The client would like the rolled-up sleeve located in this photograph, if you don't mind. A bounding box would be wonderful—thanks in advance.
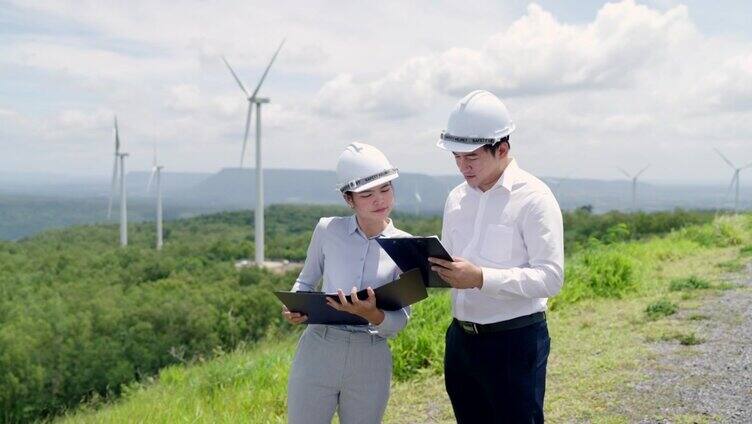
[479,194,564,299]
[291,218,326,292]
[371,306,410,338]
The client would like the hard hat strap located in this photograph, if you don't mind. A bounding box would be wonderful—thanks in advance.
[339,168,399,193]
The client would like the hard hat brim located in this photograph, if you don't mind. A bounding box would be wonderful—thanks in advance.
[347,172,399,193]
[436,138,489,153]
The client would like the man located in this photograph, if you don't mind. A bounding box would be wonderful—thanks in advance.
[428,90,564,423]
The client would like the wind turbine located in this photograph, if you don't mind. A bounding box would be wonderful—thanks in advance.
[222,39,285,266]
[551,173,572,201]
[414,182,422,215]
[617,165,649,211]
[147,142,164,250]
[107,117,129,247]
[714,148,752,213]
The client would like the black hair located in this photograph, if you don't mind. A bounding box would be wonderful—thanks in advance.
[481,136,510,156]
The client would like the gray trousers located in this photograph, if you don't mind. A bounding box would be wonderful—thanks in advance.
[287,325,392,424]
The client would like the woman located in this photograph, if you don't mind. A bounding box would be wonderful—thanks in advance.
[284,142,410,424]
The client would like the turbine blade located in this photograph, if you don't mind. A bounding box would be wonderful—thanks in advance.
[741,161,752,170]
[635,164,650,178]
[239,102,253,167]
[617,167,631,179]
[114,116,120,154]
[152,141,157,168]
[251,38,286,99]
[108,155,118,218]
[714,148,736,169]
[222,56,250,97]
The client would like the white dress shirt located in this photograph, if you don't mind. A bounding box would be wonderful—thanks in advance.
[291,215,411,338]
[441,158,564,324]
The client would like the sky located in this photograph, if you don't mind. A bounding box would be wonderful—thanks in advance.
[1,0,751,184]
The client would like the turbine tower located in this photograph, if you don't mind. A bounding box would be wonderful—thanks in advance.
[108,116,128,247]
[714,148,752,213]
[222,39,285,266]
[147,142,164,250]
[617,165,649,211]
[551,173,572,201]
[414,182,422,216]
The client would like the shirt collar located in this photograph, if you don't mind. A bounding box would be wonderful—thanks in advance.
[469,157,519,194]
[348,214,397,238]
[495,157,520,192]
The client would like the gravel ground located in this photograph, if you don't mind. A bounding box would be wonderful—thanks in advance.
[627,264,752,423]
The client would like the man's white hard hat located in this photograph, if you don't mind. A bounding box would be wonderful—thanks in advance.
[336,142,399,193]
[437,90,515,153]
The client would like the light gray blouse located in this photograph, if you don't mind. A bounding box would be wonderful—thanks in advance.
[291,215,411,338]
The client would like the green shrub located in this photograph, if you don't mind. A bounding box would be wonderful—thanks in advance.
[717,258,746,272]
[602,223,631,244]
[669,276,710,291]
[677,218,743,247]
[553,249,636,308]
[645,299,678,320]
[659,332,704,345]
[677,333,703,345]
[739,244,752,255]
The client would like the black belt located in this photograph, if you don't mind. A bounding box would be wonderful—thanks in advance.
[454,312,546,335]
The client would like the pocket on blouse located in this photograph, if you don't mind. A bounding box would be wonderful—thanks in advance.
[480,224,513,262]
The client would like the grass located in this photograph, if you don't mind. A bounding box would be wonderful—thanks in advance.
[57,338,298,423]
[56,215,752,423]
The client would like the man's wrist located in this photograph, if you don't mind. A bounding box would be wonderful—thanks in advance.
[475,267,484,289]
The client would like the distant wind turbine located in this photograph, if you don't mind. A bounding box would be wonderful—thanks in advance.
[222,39,285,266]
[617,165,649,211]
[551,173,572,201]
[714,148,752,213]
[414,182,422,215]
[147,142,164,250]
[107,116,128,247]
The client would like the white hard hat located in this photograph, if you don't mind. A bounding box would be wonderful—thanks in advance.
[437,90,515,153]
[336,142,399,193]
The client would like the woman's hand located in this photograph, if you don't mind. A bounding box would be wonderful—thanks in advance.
[326,286,385,325]
[282,306,308,325]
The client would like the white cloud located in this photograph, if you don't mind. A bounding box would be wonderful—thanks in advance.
[700,53,752,111]
[3,0,752,183]
[56,108,113,131]
[5,40,190,84]
[164,84,202,112]
[313,1,702,119]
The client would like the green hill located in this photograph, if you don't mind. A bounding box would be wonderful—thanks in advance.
[55,213,751,423]
[0,205,732,422]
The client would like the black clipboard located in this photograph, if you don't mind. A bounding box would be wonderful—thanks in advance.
[275,268,428,325]
[376,236,452,288]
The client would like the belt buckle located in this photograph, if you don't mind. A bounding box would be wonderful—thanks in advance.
[460,321,478,334]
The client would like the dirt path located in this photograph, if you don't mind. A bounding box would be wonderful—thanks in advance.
[623,265,752,423]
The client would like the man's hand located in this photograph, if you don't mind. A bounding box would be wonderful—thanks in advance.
[326,286,385,325]
[282,306,308,324]
[428,256,484,289]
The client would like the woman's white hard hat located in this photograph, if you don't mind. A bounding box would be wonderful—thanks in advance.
[336,142,399,193]
[437,90,515,153]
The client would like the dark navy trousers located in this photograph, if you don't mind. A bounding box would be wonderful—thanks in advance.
[444,319,551,423]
